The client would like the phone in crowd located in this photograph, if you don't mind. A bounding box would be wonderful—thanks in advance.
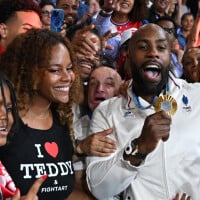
[50,9,64,32]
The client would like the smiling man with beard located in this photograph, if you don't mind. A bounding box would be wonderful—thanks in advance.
[128,25,170,98]
[56,0,79,28]
[86,23,200,200]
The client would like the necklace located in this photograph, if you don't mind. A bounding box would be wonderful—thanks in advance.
[132,83,169,110]
[133,93,157,110]
[28,109,50,120]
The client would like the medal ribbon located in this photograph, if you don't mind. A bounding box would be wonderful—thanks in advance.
[132,83,169,110]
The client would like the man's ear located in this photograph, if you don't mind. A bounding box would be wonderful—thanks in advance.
[0,23,8,38]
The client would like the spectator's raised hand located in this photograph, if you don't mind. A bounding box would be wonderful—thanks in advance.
[72,24,98,57]
[76,128,116,157]
[59,21,67,38]
[101,29,119,51]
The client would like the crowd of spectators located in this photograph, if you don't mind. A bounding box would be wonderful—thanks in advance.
[0,0,200,199]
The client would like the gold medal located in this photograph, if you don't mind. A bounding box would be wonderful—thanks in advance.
[154,94,177,116]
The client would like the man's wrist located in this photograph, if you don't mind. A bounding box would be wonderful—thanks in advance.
[123,153,143,166]
[123,139,147,166]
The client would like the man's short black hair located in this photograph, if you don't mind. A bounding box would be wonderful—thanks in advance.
[155,16,178,38]
[39,0,55,9]
[0,0,41,23]
[99,54,116,69]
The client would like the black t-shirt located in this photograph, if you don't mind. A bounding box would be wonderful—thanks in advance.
[0,116,75,200]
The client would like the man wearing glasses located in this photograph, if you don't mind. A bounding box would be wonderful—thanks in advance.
[39,0,55,30]
[156,16,184,78]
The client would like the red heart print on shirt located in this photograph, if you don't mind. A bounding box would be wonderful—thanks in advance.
[44,142,58,158]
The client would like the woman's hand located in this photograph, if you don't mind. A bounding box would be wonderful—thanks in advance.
[12,175,48,200]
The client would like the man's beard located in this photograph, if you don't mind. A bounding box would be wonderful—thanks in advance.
[131,64,170,96]
[66,17,77,28]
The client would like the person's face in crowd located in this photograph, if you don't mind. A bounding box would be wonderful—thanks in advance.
[0,84,14,146]
[89,0,100,13]
[117,0,135,15]
[77,31,101,82]
[153,0,169,13]
[156,20,176,48]
[127,24,171,96]
[41,5,54,29]
[167,1,176,15]
[38,43,75,104]
[181,14,194,32]
[56,0,79,27]
[0,11,41,48]
[88,67,122,111]
[183,47,200,83]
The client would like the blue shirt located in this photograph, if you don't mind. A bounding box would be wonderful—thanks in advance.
[177,27,186,50]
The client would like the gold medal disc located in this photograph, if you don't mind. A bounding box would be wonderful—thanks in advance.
[154,94,177,116]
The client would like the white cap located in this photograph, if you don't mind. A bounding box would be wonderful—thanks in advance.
[120,28,137,46]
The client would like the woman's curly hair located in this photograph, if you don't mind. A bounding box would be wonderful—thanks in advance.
[0,28,83,148]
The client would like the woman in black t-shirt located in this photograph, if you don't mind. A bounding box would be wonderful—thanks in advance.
[0,29,83,200]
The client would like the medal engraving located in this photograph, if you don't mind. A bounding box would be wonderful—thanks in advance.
[154,95,177,116]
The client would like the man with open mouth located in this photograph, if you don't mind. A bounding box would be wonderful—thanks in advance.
[86,23,199,200]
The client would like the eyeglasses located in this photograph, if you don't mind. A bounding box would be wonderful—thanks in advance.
[41,10,51,16]
[161,27,176,35]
